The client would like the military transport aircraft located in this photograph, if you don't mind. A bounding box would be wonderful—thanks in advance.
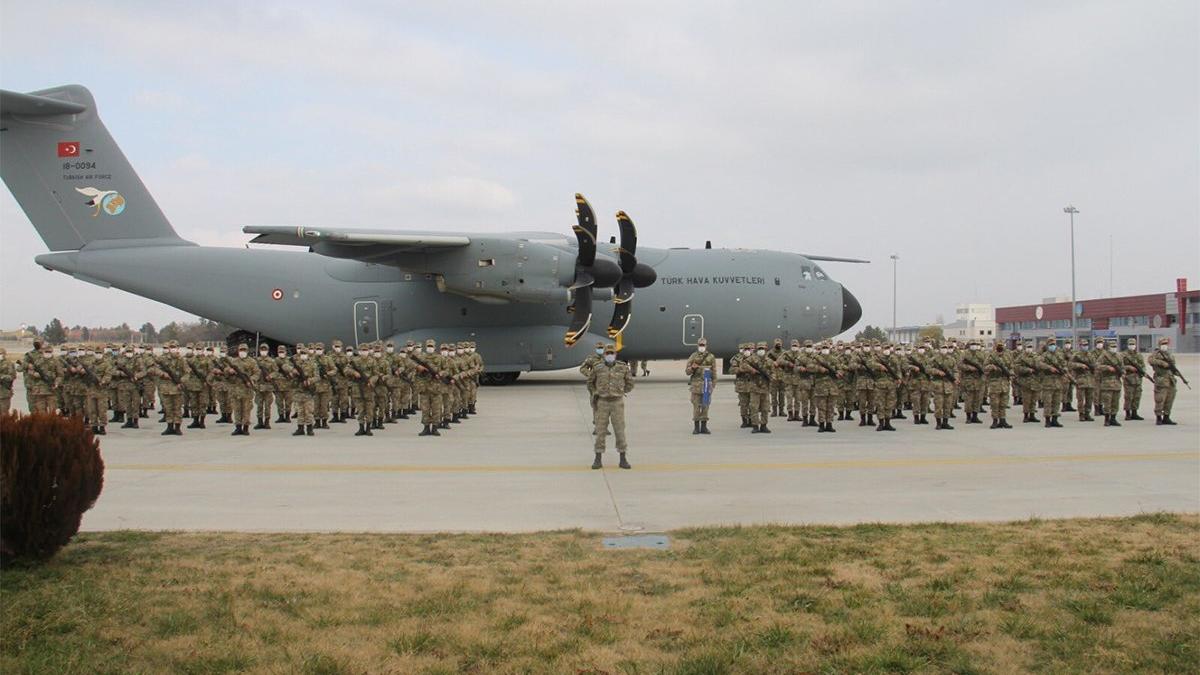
[1,85,864,383]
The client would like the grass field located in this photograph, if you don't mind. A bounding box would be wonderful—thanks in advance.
[2,515,1197,674]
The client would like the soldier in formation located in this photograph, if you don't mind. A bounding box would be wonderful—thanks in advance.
[5,336,484,438]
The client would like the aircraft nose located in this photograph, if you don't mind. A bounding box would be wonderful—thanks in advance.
[840,285,862,332]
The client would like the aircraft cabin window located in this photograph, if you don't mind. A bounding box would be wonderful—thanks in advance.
[477,258,495,267]
[774,277,781,286]
[801,266,813,280]
[813,266,827,280]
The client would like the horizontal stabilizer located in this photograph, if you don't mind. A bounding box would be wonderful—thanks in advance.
[0,89,87,117]
[244,225,470,250]
[802,254,870,263]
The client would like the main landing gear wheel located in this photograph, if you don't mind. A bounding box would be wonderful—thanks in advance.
[481,372,520,386]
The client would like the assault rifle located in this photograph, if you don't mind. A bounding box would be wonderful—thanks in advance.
[740,357,772,381]
[222,357,255,388]
[114,358,143,384]
[26,353,57,385]
[1165,361,1191,389]
[410,352,452,385]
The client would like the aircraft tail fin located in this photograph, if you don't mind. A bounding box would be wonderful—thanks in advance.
[1,85,188,251]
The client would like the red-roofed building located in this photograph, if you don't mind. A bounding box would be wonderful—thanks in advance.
[996,283,1199,352]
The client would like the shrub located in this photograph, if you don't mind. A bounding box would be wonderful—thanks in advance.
[1,412,104,564]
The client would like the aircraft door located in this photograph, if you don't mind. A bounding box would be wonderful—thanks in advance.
[683,314,704,345]
[354,299,379,347]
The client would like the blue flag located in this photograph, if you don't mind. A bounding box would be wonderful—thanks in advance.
[701,368,713,406]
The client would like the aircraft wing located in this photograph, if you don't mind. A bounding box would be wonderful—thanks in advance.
[801,254,870,263]
[243,226,470,252]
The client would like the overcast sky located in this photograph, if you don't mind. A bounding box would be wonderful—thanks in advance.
[2,1,1197,334]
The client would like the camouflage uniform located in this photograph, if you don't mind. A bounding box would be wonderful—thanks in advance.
[927,347,958,430]
[1093,340,1124,427]
[905,345,932,424]
[811,344,840,432]
[852,345,876,425]
[330,340,352,422]
[795,341,817,426]
[384,343,409,422]
[958,343,987,424]
[1068,340,1096,422]
[0,348,15,413]
[580,342,605,430]
[1037,343,1068,426]
[768,340,786,417]
[1147,339,1179,424]
[684,337,717,433]
[20,345,59,414]
[182,345,210,429]
[1120,341,1146,421]
[1013,344,1041,423]
[870,346,901,431]
[253,345,279,429]
[730,344,751,428]
[983,344,1013,428]
[152,342,188,434]
[135,346,157,416]
[342,347,375,436]
[312,343,334,428]
[273,345,294,423]
[81,349,114,434]
[466,341,484,414]
[412,339,446,435]
[372,343,392,428]
[223,343,260,435]
[112,348,145,427]
[285,344,318,435]
[740,341,772,433]
[588,345,634,468]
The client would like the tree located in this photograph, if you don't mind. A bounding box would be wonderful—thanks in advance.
[854,325,889,342]
[918,325,944,343]
[159,322,181,343]
[79,327,91,342]
[42,318,66,345]
[139,323,157,342]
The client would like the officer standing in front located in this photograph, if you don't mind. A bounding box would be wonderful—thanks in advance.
[685,337,717,434]
[589,344,634,470]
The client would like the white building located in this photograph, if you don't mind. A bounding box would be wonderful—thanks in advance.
[942,303,996,341]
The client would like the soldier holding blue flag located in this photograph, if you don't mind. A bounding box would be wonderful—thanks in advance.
[686,337,718,435]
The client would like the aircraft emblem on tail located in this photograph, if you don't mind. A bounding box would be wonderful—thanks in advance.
[75,186,126,217]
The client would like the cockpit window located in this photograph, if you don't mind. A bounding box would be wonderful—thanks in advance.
[813,265,828,280]
[801,266,813,281]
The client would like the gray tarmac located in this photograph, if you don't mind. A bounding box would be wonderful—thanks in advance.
[10,355,1199,533]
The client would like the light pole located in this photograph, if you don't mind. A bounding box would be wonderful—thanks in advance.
[890,254,899,342]
[1063,205,1079,346]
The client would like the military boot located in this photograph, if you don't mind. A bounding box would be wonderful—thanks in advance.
[859,414,869,427]
[693,421,701,435]
[1131,410,1144,421]
[883,418,896,431]
[825,422,836,433]
[217,412,231,424]
[254,417,266,430]
[893,409,906,420]
[751,424,762,433]
[356,422,368,436]
[158,412,167,423]
[161,424,173,436]
[171,423,183,436]
[740,417,751,428]
[1052,416,1063,427]
[618,453,632,469]
[990,418,999,429]
[591,453,603,469]
[188,416,202,429]
[292,425,305,436]
[1108,415,1121,427]
[1062,402,1075,412]
[817,421,829,433]
[700,421,711,434]
[121,417,136,429]
[943,418,955,430]
[759,423,771,434]
[306,425,315,436]
[468,404,477,414]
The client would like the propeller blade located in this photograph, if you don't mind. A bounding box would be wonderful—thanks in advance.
[573,193,597,267]
[614,210,637,273]
[613,277,634,304]
[564,287,592,346]
[608,299,632,339]
[568,271,595,290]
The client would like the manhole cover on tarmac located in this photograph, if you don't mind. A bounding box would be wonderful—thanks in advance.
[602,534,670,550]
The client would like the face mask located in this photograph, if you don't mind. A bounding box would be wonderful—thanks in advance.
[1159,345,1169,352]
[604,354,616,364]
[883,349,891,355]
[259,351,268,357]
[1048,345,1057,352]
[426,347,435,354]
[236,351,246,358]
[69,351,79,357]
[43,352,54,358]
[300,354,309,360]
[699,346,707,353]
[790,346,799,352]
[970,346,979,351]
[742,350,751,356]
[1016,346,1023,351]
[1097,344,1106,350]
[386,348,394,353]
[1127,344,1136,351]
[756,349,766,356]
[440,351,449,357]
[278,352,287,358]
[821,349,831,355]
[334,347,342,353]
[917,349,925,354]
[595,348,604,355]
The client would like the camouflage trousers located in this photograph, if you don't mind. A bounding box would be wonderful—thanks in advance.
[856,386,875,416]
[1075,386,1095,418]
[737,392,750,421]
[141,381,156,410]
[1041,385,1063,418]
[372,386,388,422]
[184,387,208,417]
[28,390,57,414]
[748,391,769,426]
[813,381,837,423]
[930,382,956,419]
[987,386,1010,420]
[796,383,814,417]
[333,382,350,414]
[910,381,930,414]
[314,389,331,421]
[275,388,293,419]
[255,388,275,422]
[960,379,984,414]
[0,391,10,414]
[420,385,442,425]
[1154,383,1176,415]
[1122,382,1142,413]
[293,391,316,426]
[1098,387,1120,415]
[1019,381,1039,416]
[116,385,140,416]
[770,381,785,412]
[351,386,374,424]
[228,387,254,426]
[160,392,183,424]
[873,384,897,419]
[387,385,404,417]
[85,389,108,427]
[690,392,711,421]
[594,396,628,453]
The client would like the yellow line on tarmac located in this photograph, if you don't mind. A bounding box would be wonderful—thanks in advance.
[106,451,1195,475]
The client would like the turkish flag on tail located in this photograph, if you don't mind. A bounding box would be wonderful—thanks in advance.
[57,141,80,157]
